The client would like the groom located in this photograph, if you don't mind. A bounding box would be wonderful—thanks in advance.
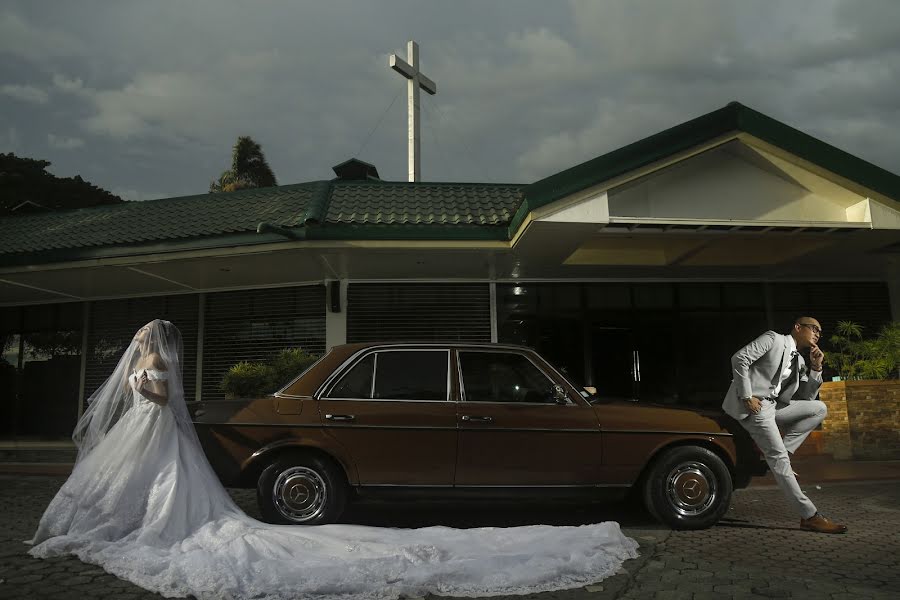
[722,317,847,534]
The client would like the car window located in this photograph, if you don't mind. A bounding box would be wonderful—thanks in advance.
[459,351,557,404]
[328,354,375,399]
[373,350,448,401]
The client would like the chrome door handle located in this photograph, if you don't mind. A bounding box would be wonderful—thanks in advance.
[461,415,493,423]
[325,414,355,421]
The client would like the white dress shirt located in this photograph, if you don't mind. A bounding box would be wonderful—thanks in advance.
[771,335,798,397]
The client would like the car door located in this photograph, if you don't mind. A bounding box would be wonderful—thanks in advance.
[317,348,457,486]
[454,349,603,486]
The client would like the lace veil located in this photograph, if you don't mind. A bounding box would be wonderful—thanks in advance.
[72,319,190,462]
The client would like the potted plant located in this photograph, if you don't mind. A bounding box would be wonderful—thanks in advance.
[819,320,899,460]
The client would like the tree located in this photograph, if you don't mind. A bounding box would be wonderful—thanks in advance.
[209,136,278,193]
[0,153,123,216]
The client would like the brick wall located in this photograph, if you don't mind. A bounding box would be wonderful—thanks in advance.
[819,381,900,460]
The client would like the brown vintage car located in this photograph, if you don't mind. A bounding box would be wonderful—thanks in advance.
[191,342,766,530]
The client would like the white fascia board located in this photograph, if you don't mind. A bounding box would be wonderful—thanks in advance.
[868,199,900,230]
[605,216,871,230]
[536,191,609,224]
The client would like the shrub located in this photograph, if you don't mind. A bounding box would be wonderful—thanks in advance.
[221,361,277,398]
[825,320,900,380]
[221,348,321,399]
[271,348,320,385]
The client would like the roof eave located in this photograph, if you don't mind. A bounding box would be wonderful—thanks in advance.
[0,224,511,270]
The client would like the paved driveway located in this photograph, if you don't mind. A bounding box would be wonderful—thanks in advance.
[1,476,897,599]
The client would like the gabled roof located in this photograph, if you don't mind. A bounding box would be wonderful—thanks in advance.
[513,101,900,236]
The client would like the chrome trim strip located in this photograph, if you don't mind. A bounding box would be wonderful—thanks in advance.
[356,483,631,489]
[321,425,458,431]
[370,351,378,398]
[453,400,582,407]
[453,484,630,489]
[459,427,600,433]
[320,397,453,404]
[456,348,466,403]
[319,348,451,402]
[602,429,733,436]
[357,484,454,488]
[193,422,321,428]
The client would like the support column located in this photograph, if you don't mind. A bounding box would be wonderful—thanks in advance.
[887,265,900,322]
[326,279,348,350]
[489,282,498,343]
[195,293,206,403]
[77,302,90,418]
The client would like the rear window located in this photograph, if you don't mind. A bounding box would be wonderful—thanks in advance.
[373,351,448,401]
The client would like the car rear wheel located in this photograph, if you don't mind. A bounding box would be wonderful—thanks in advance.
[257,453,347,525]
[642,446,732,530]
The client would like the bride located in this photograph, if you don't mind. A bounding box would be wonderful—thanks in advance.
[27,319,639,600]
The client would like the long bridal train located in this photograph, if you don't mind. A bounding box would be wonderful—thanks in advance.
[27,320,639,600]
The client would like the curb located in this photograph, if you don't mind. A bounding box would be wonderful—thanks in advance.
[0,463,74,476]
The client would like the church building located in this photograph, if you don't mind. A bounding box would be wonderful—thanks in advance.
[2,102,899,444]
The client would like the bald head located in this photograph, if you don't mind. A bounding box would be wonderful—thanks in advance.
[791,316,822,349]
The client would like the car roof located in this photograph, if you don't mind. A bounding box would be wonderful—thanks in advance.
[331,341,537,352]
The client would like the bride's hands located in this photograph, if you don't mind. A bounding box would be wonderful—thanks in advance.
[138,370,149,392]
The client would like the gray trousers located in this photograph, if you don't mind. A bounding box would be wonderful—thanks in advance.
[738,398,827,519]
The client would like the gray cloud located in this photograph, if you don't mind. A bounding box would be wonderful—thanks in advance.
[0,0,897,200]
[47,133,84,150]
[0,83,48,104]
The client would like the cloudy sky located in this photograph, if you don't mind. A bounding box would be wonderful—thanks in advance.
[1,0,899,201]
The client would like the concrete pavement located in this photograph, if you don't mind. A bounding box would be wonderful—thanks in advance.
[1,475,898,599]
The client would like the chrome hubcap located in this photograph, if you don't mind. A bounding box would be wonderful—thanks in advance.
[665,461,716,516]
[273,466,327,523]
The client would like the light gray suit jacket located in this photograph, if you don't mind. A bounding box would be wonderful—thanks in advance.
[722,330,823,420]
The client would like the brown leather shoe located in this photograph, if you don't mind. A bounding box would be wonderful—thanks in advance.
[800,512,848,534]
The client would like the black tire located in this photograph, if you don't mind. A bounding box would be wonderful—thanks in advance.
[257,453,347,525]
[642,446,732,530]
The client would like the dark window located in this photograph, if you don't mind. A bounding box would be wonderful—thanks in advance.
[459,351,556,404]
[329,354,375,399]
[373,351,448,401]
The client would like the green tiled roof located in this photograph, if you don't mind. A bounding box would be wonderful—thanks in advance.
[0,180,525,265]
[0,182,327,254]
[326,182,522,226]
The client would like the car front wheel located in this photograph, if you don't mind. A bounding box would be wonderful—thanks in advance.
[257,453,347,525]
[642,446,732,530]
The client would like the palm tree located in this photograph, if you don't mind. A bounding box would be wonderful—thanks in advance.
[209,136,278,193]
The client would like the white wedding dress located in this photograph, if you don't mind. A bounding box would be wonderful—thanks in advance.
[28,321,639,600]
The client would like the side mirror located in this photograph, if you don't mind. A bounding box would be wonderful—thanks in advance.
[552,384,568,405]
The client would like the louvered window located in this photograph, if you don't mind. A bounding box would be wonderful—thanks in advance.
[772,282,892,336]
[202,285,325,401]
[347,283,491,343]
[84,295,199,405]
